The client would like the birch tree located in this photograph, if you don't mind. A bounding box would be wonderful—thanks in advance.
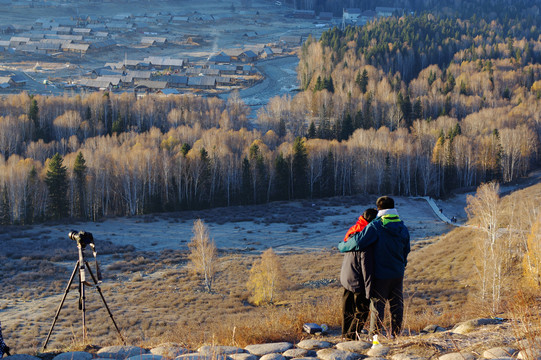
[188,219,218,292]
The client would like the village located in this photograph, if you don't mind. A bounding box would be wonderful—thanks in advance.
[0,0,404,96]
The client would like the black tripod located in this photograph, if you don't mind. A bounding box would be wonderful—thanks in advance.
[43,233,125,350]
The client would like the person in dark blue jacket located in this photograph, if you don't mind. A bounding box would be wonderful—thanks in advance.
[338,196,410,337]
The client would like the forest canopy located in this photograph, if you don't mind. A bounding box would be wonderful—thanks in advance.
[1,8,541,224]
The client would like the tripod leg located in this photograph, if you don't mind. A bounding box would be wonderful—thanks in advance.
[81,271,87,343]
[85,262,126,344]
[42,261,79,351]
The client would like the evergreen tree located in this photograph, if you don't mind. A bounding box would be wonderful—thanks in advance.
[45,153,69,219]
[0,185,10,225]
[25,166,37,224]
[413,98,423,120]
[292,137,308,199]
[242,157,252,204]
[358,69,368,93]
[341,113,354,140]
[321,150,335,197]
[274,153,289,200]
[308,121,317,138]
[181,143,191,157]
[73,152,87,219]
[28,96,41,141]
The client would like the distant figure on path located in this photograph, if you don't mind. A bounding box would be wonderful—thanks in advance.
[339,208,378,340]
[339,196,410,337]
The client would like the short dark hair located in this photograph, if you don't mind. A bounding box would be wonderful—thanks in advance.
[362,208,378,222]
[376,196,394,210]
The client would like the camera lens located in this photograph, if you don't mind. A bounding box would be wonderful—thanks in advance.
[68,230,78,241]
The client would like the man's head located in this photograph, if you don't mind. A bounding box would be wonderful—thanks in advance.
[376,196,394,210]
[362,208,378,222]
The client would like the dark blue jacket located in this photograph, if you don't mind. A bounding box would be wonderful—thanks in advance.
[338,214,410,279]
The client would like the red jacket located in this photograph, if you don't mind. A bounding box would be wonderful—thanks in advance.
[344,215,369,241]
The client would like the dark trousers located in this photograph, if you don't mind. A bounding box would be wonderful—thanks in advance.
[369,277,404,337]
[342,288,370,339]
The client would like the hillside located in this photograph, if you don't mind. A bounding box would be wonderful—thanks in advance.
[1,179,540,354]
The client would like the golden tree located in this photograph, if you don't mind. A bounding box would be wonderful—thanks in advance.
[188,219,217,292]
[523,218,541,289]
[246,248,287,305]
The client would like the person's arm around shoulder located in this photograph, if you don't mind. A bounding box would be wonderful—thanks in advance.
[338,221,379,253]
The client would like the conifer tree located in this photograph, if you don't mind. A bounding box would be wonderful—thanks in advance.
[73,152,87,219]
[274,152,289,200]
[45,153,68,219]
[292,137,308,199]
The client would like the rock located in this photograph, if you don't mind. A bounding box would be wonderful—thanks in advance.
[282,349,316,358]
[175,354,229,360]
[260,354,286,360]
[53,352,93,360]
[151,344,192,358]
[518,349,541,360]
[198,346,246,355]
[4,355,41,360]
[482,347,518,359]
[438,352,476,360]
[245,343,293,356]
[391,354,427,360]
[517,338,541,350]
[228,354,258,360]
[367,345,390,357]
[316,348,363,360]
[98,346,150,360]
[335,341,372,352]
[421,325,445,334]
[296,340,333,350]
[452,319,502,334]
[126,355,163,360]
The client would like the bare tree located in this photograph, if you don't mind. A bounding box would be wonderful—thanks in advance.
[188,219,218,292]
[466,182,509,313]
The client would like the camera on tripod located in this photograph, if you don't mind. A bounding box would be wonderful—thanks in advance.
[42,229,125,350]
[68,230,94,249]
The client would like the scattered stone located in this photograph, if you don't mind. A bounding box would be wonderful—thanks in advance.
[228,354,258,360]
[367,345,390,357]
[260,354,286,360]
[5,355,41,360]
[421,325,445,334]
[482,347,518,359]
[282,349,315,358]
[452,319,502,334]
[517,349,541,360]
[151,344,192,358]
[126,355,163,360]
[438,352,476,360]
[53,352,93,360]
[198,346,246,355]
[391,353,427,360]
[98,346,150,360]
[245,343,293,356]
[316,348,363,360]
[296,340,333,350]
[365,358,387,360]
[517,338,541,350]
[175,354,229,360]
[335,341,371,352]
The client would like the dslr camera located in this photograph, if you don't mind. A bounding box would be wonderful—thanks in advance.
[68,230,94,248]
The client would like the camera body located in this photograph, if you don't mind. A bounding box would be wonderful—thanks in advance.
[68,230,94,248]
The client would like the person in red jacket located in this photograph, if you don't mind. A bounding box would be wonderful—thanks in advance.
[340,208,378,340]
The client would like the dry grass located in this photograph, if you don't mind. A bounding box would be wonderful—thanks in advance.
[2,186,540,354]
